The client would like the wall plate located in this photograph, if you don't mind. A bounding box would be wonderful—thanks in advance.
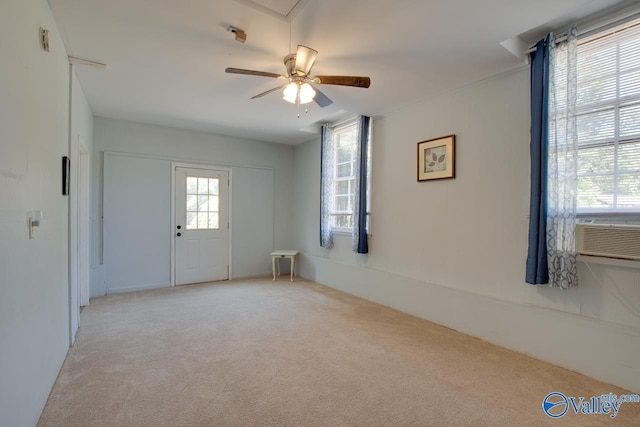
[40,27,50,52]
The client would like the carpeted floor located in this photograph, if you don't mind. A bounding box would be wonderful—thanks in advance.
[38,278,640,426]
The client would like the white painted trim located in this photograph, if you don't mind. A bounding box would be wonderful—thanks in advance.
[104,150,273,172]
[78,142,90,307]
[299,253,640,393]
[68,56,107,70]
[577,254,640,269]
[105,282,171,294]
[228,169,233,280]
[231,0,312,22]
[170,164,176,286]
[67,63,74,347]
[271,170,276,255]
[232,272,273,280]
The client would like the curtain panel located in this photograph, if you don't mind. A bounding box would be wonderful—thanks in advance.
[526,36,551,285]
[320,124,335,249]
[352,116,371,254]
[526,27,579,289]
[547,26,579,289]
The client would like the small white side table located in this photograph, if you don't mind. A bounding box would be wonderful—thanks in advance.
[271,250,299,282]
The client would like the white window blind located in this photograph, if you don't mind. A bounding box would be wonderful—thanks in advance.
[576,18,640,212]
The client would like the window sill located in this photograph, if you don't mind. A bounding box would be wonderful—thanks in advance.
[332,230,373,238]
[578,214,640,222]
[577,254,640,269]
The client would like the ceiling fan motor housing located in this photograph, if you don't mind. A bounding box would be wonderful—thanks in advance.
[284,54,297,77]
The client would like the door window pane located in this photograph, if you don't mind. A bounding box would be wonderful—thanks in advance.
[209,178,219,195]
[185,175,221,230]
[186,212,197,230]
[198,195,209,212]
[186,177,197,193]
[209,213,219,229]
[209,195,219,211]
[198,177,208,193]
[198,212,208,228]
[186,195,197,211]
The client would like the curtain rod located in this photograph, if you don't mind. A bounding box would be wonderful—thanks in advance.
[525,8,640,54]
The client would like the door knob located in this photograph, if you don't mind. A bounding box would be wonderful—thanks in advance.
[177,232,182,237]
[177,225,182,229]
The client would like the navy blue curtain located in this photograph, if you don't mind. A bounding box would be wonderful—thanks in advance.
[355,116,370,254]
[526,36,550,285]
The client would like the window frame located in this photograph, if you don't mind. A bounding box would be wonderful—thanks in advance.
[325,116,372,234]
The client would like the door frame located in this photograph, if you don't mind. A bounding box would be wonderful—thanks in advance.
[170,162,233,286]
[78,142,90,307]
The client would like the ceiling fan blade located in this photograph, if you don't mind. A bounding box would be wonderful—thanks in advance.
[250,84,288,99]
[225,68,283,79]
[294,45,318,75]
[314,75,371,88]
[311,85,333,107]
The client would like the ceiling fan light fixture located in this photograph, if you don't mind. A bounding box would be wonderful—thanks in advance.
[283,82,298,103]
[299,82,316,104]
[282,82,316,104]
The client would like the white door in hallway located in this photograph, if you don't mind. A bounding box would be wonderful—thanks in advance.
[175,167,229,285]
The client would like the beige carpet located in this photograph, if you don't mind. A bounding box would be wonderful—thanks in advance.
[38,278,640,426]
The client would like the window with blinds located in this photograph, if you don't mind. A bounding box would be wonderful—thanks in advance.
[576,17,640,213]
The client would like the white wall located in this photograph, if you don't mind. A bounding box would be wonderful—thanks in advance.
[293,67,640,393]
[0,1,76,426]
[103,154,172,293]
[91,117,293,296]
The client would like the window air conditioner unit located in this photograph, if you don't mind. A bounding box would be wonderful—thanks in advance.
[575,223,640,260]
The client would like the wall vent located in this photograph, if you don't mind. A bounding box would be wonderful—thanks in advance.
[575,223,640,260]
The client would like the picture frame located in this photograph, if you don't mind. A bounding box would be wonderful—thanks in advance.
[62,156,70,195]
[417,135,455,181]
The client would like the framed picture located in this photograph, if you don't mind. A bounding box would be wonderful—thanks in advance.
[62,156,70,195]
[417,135,455,181]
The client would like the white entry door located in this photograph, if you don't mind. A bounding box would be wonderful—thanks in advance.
[175,167,229,285]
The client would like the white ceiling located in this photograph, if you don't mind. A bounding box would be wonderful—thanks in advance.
[49,0,634,144]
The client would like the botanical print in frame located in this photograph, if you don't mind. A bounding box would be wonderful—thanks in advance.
[417,135,455,181]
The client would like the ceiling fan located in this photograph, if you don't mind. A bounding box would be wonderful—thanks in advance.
[225,45,371,108]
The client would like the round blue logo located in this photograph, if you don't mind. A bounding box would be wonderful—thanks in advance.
[543,392,569,418]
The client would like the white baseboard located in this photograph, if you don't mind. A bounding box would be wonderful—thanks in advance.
[299,253,640,394]
[105,282,171,294]
[231,271,272,280]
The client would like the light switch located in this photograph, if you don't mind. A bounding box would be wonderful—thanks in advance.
[27,210,43,239]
